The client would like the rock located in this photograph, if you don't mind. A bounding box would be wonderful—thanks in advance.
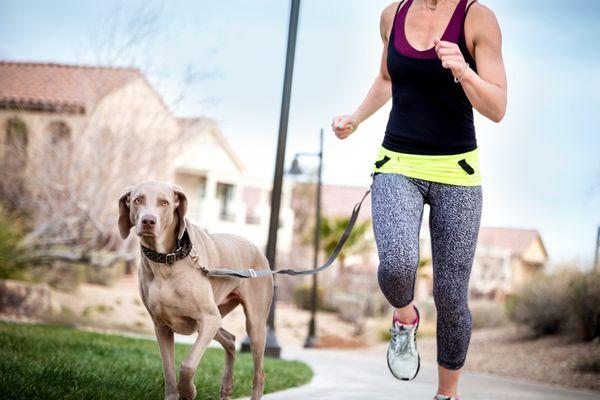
[0,279,52,317]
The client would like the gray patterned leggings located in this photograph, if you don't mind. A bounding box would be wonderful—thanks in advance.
[371,172,482,370]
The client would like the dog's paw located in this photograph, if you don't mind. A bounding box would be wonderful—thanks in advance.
[178,367,197,400]
[178,381,196,400]
[219,384,233,400]
[165,393,179,400]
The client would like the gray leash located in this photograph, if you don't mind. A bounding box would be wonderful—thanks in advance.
[189,175,374,279]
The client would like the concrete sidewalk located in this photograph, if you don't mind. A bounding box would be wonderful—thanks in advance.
[239,345,600,400]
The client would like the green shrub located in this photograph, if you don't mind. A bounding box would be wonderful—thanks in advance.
[510,274,571,336]
[82,304,115,317]
[85,263,121,286]
[292,283,335,312]
[574,355,600,373]
[377,318,436,342]
[41,262,86,291]
[503,293,517,319]
[470,300,508,330]
[361,290,392,318]
[0,206,28,280]
[509,269,600,339]
[0,205,125,290]
[569,271,600,340]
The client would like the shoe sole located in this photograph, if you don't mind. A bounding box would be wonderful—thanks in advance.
[386,305,421,381]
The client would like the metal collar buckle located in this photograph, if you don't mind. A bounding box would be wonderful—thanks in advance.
[165,253,176,265]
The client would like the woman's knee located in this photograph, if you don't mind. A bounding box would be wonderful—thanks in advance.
[377,255,418,307]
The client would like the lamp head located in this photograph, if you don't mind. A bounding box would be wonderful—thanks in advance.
[288,157,303,175]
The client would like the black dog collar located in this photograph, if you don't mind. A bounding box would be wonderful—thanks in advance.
[141,228,192,265]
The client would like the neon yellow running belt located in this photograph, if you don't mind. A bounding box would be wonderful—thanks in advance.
[372,145,482,186]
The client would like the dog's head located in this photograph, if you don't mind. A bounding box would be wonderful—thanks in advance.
[118,180,188,241]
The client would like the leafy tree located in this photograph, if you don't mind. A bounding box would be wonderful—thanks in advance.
[317,216,373,272]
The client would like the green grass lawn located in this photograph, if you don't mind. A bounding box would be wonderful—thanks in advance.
[0,321,312,399]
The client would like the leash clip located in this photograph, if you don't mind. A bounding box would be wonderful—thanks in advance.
[248,268,258,278]
[188,245,209,274]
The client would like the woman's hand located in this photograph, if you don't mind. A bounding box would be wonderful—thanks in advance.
[433,3,507,123]
[434,39,469,81]
[331,114,359,139]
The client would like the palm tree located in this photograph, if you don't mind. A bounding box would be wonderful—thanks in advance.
[314,215,373,273]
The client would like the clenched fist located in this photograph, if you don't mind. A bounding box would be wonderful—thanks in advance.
[434,39,470,81]
[331,114,359,139]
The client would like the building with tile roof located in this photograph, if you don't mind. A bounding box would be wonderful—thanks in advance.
[471,227,548,298]
[0,60,295,262]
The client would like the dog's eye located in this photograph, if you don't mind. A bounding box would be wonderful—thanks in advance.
[162,200,169,207]
[134,198,142,204]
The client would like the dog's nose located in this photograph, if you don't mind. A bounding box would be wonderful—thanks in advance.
[141,215,156,227]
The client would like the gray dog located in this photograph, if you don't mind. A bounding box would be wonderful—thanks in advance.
[118,180,274,400]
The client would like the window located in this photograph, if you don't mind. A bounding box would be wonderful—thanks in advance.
[246,212,260,225]
[197,176,207,199]
[4,118,28,166]
[48,121,71,145]
[217,182,236,221]
[243,187,261,225]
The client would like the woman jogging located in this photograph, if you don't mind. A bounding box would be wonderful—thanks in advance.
[331,0,506,399]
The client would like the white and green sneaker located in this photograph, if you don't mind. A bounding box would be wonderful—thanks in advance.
[434,395,460,400]
[386,306,420,381]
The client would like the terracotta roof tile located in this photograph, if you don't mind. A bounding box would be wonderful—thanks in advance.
[293,183,372,222]
[477,227,543,256]
[322,184,372,221]
[0,61,141,113]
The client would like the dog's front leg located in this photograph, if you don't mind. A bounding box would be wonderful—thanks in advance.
[178,312,222,400]
[154,323,179,400]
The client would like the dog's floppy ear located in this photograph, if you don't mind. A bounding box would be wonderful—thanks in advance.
[118,186,134,239]
[172,184,188,240]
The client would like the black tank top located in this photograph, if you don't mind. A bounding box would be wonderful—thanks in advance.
[384,0,478,155]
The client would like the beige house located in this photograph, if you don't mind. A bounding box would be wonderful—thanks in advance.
[0,61,181,230]
[413,218,547,301]
[470,227,548,299]
[0,60,294,260]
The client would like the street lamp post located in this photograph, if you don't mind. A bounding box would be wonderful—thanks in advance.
[594,226,600,271]
[240,0,301,358]
[289,128,324,348]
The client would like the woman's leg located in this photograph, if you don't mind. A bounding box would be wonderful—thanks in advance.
[371,173,427,318]
[428,182,482,397]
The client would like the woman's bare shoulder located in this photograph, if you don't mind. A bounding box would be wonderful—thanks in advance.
[465,1,502,44]
[466,2,500,32]
[380,2,402,41]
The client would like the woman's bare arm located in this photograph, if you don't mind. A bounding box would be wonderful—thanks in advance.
[460,3,507,122]
[352,4,395,122]
[435,3,507,122]
[331,2,397,139]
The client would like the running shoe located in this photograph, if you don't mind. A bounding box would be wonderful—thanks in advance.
[434,396,459,400]
[386,305,420,380]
